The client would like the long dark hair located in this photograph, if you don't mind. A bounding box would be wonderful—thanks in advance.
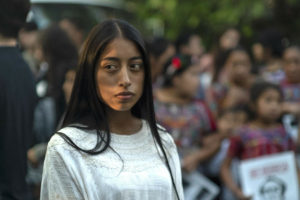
[58,19,180,199]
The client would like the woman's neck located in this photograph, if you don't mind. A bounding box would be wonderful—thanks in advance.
[106,108,142,135]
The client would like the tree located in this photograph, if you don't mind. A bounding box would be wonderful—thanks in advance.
[126,0,300,48]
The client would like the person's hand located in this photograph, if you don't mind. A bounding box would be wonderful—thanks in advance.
[282,102,300,116]
[223,86,249,108]
[27,148,39,167]
[202,134,221,146]
[182,153,200,173]
[236,190,252,200]
[238,195,252,200]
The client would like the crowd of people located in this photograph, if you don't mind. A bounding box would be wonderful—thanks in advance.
[1,0,300,199]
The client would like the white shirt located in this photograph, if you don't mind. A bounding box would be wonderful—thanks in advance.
[40,120,184,200]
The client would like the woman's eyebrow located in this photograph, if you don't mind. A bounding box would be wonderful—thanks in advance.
[102,56,143,61]
[102,57,119,61]
[130,56,143,61]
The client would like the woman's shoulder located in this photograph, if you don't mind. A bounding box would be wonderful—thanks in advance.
[156,123,177,149]
[47,126,96,151]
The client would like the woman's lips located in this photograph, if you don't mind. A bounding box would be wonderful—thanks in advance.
[116,91,134,100]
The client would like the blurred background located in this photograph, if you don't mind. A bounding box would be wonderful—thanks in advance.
[29,0,300,45]
[14,0,300,199]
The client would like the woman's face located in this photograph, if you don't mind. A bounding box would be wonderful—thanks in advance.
[96,38,145,112]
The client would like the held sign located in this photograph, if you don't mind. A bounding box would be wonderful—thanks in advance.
[239,151,299,200]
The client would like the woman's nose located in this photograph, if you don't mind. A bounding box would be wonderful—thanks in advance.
[119,67,131,87]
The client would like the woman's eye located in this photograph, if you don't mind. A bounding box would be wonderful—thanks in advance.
[130,63,143,71]
[104,65,117,71]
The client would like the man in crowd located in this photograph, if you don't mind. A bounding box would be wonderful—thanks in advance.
[0,0,37,199]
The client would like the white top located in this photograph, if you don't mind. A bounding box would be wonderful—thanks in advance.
[40,120,184,200]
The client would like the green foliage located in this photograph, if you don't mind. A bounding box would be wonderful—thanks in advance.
[127,0,300,48]
[127,0,269,46]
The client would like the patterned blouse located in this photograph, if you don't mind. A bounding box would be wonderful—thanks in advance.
[154,99,216,158]
[228,125,295,160]
[280,79,300,102]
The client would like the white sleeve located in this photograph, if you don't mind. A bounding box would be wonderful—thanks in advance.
[40,140,84,200]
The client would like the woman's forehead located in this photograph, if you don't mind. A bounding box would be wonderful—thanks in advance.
[100,38,141,59]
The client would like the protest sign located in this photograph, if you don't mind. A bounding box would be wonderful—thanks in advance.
[239,151,299,200]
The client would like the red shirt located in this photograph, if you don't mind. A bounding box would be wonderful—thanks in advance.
[228,125,295,160]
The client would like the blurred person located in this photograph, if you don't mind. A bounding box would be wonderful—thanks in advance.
[154,54,217,185]
[26,25,78,199]
[219,28,240,51]
[33,24,78,125]
[214,28,241,81]
[251,42,264,74]
[0,0,37,199]
[203,105,249,177]
[195,53,215,102]
[27,67,77,200]
[40,19,183,200]
[202,105,249,199]
[281,46,300,116]
[18,21,39,74]
[209,47,255,115]
[63,68,77,104]
[175,31,204,61]
[280,46,300,146]
[257,29,286,84]
[59,16,86,51]
[221,81,295,200]
[146,37,175,86]
[198,53,214,89]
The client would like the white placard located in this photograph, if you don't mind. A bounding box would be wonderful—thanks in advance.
[182,171,219,200]
[239,151,299,200]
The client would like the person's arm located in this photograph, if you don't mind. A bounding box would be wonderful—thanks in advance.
[182,139,221,172]
[221,156,251,200]
[40,139,83,200]
[28,143,48,167]
[282,102,300,117]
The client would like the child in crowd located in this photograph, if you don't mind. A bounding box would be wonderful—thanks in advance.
[154,54,217,174]
[203,105,249,178]
[280,46,300,139]
[257,29,285,84]
[221,81,295,200]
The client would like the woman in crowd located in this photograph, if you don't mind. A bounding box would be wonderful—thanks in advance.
[40,19,183,200]
[208,47,255,116]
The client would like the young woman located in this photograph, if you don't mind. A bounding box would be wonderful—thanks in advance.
[208,47,255,115]
[40,19,183,200]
